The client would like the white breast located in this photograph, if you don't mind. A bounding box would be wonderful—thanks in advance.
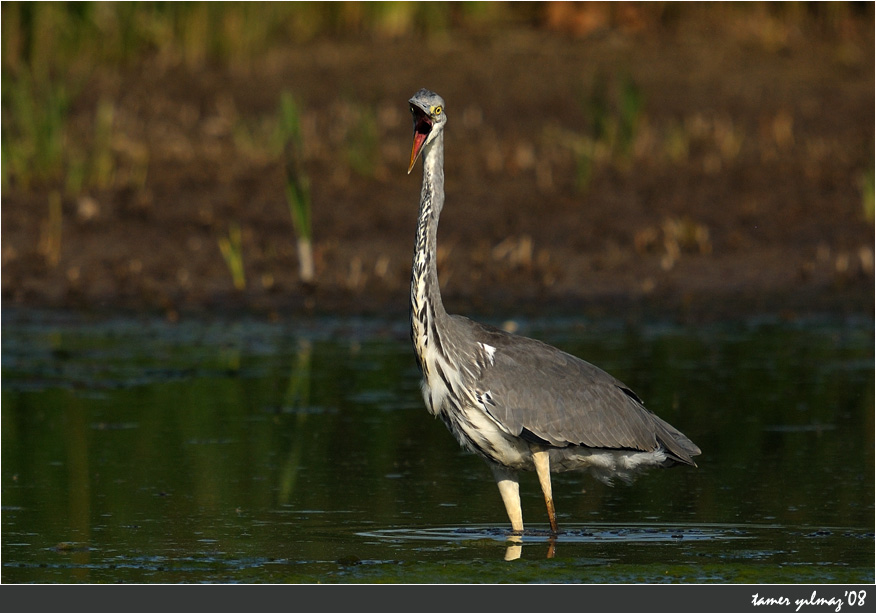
[421,350,531,469]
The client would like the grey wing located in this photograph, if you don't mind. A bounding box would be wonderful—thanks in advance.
[460,318,701,465]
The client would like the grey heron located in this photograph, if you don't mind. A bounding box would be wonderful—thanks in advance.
[406,88,701,534]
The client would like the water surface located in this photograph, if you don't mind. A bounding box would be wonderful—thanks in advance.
[2,309,873,583]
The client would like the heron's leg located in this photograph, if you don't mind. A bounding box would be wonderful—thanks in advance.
[531,447,558,534]
[490,465,523,533]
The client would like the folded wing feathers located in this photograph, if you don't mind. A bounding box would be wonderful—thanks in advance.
[462,318,700,465]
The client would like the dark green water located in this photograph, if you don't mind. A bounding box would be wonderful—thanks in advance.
[2,309,873,583]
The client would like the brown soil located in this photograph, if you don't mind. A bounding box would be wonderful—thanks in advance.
[3,12,874,324]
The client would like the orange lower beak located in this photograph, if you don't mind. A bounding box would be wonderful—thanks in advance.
[408,107,433,174]
[408,130,428,174]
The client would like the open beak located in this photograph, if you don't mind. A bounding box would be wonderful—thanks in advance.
[408,106,432,174]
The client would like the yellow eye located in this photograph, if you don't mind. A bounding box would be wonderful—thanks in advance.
[434,106,443,116]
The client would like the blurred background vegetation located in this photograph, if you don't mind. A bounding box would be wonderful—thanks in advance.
[1,1,537,191]
[1,2,872,317]
[2,1,867,191]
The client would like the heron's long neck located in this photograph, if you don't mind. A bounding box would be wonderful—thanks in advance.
[411,133,450,371]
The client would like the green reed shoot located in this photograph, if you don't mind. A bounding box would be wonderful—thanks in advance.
[217,222,246,291]
[278,91,315,284]
[345,105,380,178]
[38,190,63,267]
[2,69,120,196]
[617,74,644,157]
[90,98,116,189]
[1,71,71,188]
[575,71,644,191]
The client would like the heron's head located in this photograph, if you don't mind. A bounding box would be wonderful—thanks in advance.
[407,89,446,174]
